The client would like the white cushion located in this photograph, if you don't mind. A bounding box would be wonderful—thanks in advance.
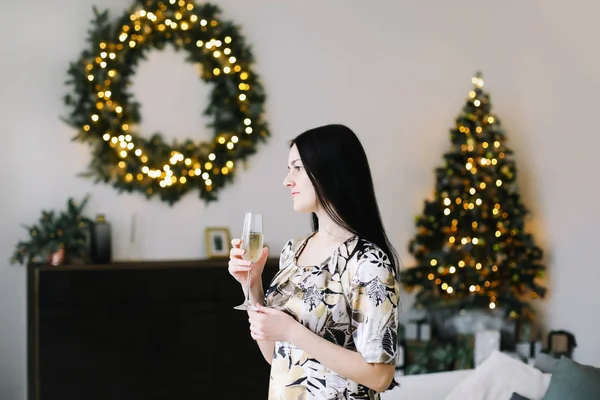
[444,351,552,400]
[382,369,472,400]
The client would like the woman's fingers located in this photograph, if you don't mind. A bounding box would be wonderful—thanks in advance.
[229,258,251,267]
[229,265,251,273]
[230,248,246,257]
[249,324,263,337]
[250,328,265,341]
[248,313,266,341]
[228,258,251,270]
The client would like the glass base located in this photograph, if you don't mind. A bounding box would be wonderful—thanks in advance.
[233,301,258,311]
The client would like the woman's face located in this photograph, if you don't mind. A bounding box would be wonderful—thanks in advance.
[283,144,317,213]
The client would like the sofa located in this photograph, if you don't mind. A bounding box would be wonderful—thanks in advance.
[382,351,600,400]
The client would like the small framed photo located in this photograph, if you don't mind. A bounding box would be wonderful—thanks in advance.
[205,227,231,258]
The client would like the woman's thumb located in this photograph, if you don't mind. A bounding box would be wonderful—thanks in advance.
[256,303,272,314]
[260,247,269,260]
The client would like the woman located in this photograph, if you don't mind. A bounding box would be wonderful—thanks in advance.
[228,124,400,399]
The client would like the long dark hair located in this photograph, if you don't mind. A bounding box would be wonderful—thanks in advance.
[290,124,400,278]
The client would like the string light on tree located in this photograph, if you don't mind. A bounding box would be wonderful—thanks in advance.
[401,72,546,321]
[63,0,270,205]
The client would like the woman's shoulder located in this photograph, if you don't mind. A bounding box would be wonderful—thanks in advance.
[278,232,314,266]
[347,238,395,274]
[281,232,313,254]
[348,237,387,260]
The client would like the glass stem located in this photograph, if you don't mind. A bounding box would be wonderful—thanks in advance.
[246,267,252,303]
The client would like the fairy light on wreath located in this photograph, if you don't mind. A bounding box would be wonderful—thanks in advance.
[63,0,270,205]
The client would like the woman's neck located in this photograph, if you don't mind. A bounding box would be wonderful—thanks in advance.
[314,209,353,244]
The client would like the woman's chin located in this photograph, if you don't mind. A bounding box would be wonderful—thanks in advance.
[292,201,314,214]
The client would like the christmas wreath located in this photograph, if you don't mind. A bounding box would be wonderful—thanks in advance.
[63,0,270,205]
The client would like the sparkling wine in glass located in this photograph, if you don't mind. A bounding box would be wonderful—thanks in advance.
[233,213,263,311]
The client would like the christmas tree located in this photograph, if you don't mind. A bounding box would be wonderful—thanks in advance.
[401,73,546,320]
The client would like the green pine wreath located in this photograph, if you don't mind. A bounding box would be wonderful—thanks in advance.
[63,0,270,205]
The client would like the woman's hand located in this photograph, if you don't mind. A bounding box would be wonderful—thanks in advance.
[248,304,301,342]
[227,238,268,291]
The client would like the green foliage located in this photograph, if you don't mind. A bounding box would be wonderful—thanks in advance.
[405,336,474,375]
[11,196,92,265]
[63,1,270,205]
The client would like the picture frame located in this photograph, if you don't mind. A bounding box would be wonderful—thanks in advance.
[205,227,231,259]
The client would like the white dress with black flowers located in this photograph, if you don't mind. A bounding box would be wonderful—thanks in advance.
[264,233,400,400]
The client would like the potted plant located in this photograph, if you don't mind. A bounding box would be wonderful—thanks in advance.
[11,195,92,266]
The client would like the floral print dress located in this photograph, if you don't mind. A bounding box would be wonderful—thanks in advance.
[264,233,400,400]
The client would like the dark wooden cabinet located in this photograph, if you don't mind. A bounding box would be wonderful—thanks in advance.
[27,259,279,400]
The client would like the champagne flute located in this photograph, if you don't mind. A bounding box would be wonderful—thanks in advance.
[233,212,263,311]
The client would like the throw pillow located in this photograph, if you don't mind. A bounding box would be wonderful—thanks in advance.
[533,352,559,374]
[541,357,600,400]
[444,351,551,400]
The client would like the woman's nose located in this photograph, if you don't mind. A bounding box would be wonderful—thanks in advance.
[283,173,294,187]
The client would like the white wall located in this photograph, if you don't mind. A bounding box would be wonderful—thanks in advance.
[1,0,599,397]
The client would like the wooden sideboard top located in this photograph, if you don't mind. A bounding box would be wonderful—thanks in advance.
[28,257,280,272]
